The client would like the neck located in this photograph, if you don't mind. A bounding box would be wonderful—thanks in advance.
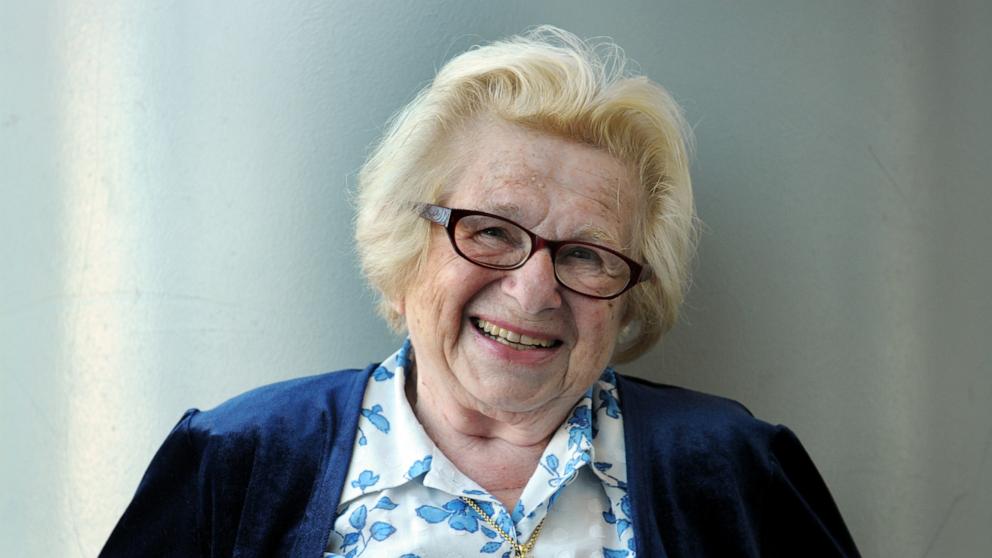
[406,363,572,448]
[406,364,576,506]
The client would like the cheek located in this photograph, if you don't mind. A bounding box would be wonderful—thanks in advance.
[404,259,449,328]
[577,300,623,352]
[408,258,490,330]
[600,299,623,334]
[408,273,453,327]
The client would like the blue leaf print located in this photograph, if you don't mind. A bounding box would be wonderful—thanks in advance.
[350,470,379,492]
[473,500,495,517]
[369,521,396,541]
[415,505,452,524]
[462,488,486,495]
[442,498,468,513]
[360,404,390,434]
[345,550,356,558]
[495,510,515,537]
[348,505,367,530]
[568,405,591,428]
[396,342,410,366]
[545,454,559,471]
[567,423,591,449]
[603,549,629,558]
[372,365,394,381]
[417,498,486,533]
[617,518,631,536]
[594,461,613,472]
[406,455,432,479]
[502,553,511,558]
[481,525,497,539]
[627,536,637,551]
[373,496,398,510]
[511,501,524,523]
[620,494,632,517]
[357,430,367,446]
[603,509,617,524]
[399,555,421,558]
[598,389,621,418]
[567,405,593,449]
[480,541,503,553]
[448,512,478,532]
[342,531,360,547]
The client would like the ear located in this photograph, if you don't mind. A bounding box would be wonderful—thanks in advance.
[390,295,405,317]
[616,292,634,327]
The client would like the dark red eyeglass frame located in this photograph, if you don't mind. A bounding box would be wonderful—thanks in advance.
[417,203,652,300]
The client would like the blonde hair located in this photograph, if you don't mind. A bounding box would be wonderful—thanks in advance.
[355,26,696,362]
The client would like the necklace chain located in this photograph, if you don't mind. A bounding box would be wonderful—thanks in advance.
[460,497,545,558]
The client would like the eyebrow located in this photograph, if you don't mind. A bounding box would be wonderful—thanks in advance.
[477,201,523,219]
[574,226,623,249]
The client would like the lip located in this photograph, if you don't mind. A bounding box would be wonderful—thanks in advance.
[468,316,564,365]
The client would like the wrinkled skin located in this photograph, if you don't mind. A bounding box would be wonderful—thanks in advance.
[398,119,639,444]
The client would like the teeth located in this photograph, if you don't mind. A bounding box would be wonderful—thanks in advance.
[520,334,540,346]
[475,319,555,348]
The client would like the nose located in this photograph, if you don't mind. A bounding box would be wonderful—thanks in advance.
[501,248,563,314]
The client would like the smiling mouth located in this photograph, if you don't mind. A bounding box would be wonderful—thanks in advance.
[471,318,562,350]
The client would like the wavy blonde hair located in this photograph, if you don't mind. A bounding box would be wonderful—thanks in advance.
[355,26,696,362]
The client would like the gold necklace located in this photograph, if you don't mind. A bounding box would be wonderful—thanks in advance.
[460,497,546,558]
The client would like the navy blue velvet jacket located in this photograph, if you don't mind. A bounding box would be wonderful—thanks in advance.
[101,364,860,557]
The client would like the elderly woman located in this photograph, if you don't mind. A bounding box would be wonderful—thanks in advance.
[102,27,859,557]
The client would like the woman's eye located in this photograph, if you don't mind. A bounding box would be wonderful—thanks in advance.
[479,227,510,240]
[565,247,601,262]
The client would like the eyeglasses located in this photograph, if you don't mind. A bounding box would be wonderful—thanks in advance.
[417,203,651,299]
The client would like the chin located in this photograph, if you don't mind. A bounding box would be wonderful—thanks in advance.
[473,389,553,415]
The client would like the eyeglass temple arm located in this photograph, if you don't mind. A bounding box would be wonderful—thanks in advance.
[416,203,451,227]
[637,265,654,283]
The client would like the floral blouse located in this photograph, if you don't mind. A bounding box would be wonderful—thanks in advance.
[324,340,637,558]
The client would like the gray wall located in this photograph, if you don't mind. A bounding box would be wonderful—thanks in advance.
[2,1,990,555]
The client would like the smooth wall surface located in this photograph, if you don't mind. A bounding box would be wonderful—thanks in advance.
[2,1,990,555]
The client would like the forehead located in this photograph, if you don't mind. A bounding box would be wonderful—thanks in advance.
[445,121,639,244]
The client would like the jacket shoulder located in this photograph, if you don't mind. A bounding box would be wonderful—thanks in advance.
[615,373,779,467]
[101,365,376,558]
[616,373,765,428]
[188,365,374,442]
[615,374,861,556]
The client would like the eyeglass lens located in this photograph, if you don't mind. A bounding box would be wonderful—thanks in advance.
[453,214,632,297]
